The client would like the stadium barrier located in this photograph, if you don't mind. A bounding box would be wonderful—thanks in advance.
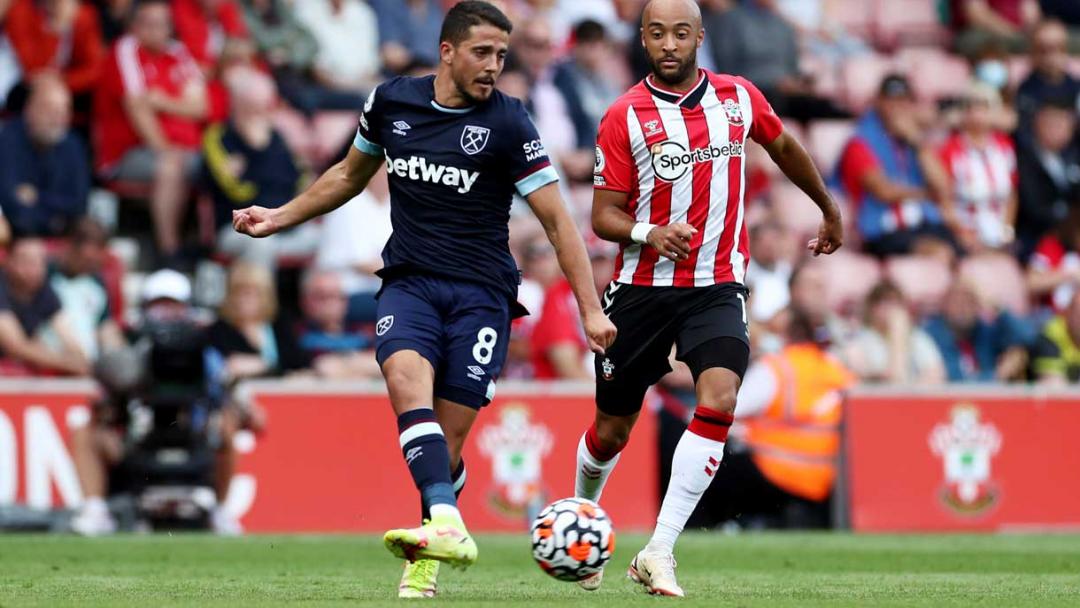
[3,380,1078,533]
[844,386,1080,532]
[0,379,659,533]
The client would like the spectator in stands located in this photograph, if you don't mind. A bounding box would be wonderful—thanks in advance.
[552,19,622,153]
[529,240,612,380]
[48,218,125,362]
[950,0,1042,58]
[295,268,380,379]
[840,281,946,384]
[207,262,309,382]
[1016,19,1079,134]
[747,221,799,349]
[0,235,89,376]
[938,82,1018,253]
[91,0,132,43]
[923,280,1031,382]
[203,67,318,269]
[772,0,868,69]
[314,166,390,323]
[93,0,207,262]
[1030,290,1080,384]
[369,0,442,74]
[513,18,594,181]
[3,0,105,104]
[242,0,365,115]
[1027,203,1080,313]
[171,0,248,74]
[707,307,853,529]
[838,75,956,261]
[1016,96,1080,259]
[295,0,381,98]
[0,75,89,237]
[786,259,856,353]
[705,0,848,122]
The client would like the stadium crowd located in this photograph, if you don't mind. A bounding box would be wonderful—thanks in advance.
[0,0,1078,392]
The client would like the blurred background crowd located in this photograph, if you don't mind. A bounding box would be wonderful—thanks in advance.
[0,0,1078,394]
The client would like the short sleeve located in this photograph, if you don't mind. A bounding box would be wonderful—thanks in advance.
[353,85,385,157]
[840,138,880,183]
[508,103,559,197]
[593,102,634,193]
[1031,334,1065,376]
[737,77,783,145]
[41,285,62,321]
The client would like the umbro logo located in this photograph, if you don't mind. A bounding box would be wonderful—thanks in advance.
[393,120,411,136]
[405,446,423,464]
[467,365,485,381]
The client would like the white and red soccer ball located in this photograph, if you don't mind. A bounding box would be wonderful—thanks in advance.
[530,497,615,582]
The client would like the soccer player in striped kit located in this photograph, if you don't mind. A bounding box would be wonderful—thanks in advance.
[573,0,844,596]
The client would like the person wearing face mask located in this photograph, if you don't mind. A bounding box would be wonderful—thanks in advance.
[0,74,89,237]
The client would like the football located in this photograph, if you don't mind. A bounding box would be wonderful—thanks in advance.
[530,497,615,582]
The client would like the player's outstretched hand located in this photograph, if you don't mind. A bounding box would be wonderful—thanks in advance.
[233,206,281,238]
[807,215,843,257]
[583,309,617,356]
[646,223,698,262]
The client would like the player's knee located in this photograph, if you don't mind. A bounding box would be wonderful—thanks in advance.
[594,416,633,451]
[696,369,739,415]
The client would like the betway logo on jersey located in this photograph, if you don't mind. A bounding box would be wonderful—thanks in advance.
[385,154,480,194]
[650,140,744,182]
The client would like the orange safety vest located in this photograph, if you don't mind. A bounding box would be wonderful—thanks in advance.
[742,343,855,502]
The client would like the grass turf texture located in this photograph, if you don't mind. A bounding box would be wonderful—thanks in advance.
[1,533,1078,607]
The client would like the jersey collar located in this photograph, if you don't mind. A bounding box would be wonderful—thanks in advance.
[427,75,476,114]
[645,69,708,109]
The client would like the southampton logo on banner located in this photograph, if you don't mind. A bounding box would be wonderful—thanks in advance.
[928,403,1002,515]
[477,404,553,519]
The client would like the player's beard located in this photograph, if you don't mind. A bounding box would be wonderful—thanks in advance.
[453,70,492,105]
[648,53,697,88]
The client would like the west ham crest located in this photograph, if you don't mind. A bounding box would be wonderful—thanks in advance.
[460,125,491,155]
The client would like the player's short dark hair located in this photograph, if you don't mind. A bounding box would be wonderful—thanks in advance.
[573,19,607,45]
[440,1,513,46]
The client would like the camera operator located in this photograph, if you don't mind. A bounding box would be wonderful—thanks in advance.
[69,269,245,535]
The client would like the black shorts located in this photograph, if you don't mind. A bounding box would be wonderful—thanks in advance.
[595,281,751,416]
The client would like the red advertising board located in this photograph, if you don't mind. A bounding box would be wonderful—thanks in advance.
[846,388,1080,531]
[0,380,657,533]
[236,383,658,532]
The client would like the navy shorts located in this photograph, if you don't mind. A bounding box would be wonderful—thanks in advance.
[375,275,512,409]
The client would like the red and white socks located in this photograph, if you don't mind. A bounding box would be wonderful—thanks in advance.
[574,424,626,502]
[647,407,734,554]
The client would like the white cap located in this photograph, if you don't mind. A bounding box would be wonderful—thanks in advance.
[141,269,192,304]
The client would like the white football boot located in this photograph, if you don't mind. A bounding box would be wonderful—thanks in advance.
[627,548,685,597]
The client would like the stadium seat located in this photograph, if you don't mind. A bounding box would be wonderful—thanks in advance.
[883,254,952,312]
[313,111,361,166]
[814,251,882,315]
[272,107,317,165]
[807,120,856,175]
[841,54,897,111]
[825,0,875,38]
[957,253,1030,316]
[903,51,972,101]
[874,0,948,50]
[771,182,823,237]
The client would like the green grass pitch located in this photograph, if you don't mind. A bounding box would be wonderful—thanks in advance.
[2,533,1079,607]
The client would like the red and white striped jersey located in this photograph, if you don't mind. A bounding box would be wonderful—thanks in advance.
[939,132,1017,247]
[594,69,784,287]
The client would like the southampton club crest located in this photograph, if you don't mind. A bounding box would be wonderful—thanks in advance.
[477,404,554,519]
[460,125,491,155]
[722,98,744,126]
[928,403,1002,515]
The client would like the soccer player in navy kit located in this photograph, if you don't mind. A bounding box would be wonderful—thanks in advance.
[232,1,616,598]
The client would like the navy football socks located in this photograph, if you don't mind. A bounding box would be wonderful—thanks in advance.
[397,409,457,519]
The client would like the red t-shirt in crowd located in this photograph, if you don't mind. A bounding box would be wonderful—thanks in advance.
[92,36,204,173]
[4,0,105,93]
[1030,235,1080,312]
[949,0,1024,31]
[171,0,249,69]
[530,279,587,380]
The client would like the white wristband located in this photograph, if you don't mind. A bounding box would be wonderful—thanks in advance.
[631,223,656,245]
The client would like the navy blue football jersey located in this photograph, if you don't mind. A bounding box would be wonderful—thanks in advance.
[353,75,559,302]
